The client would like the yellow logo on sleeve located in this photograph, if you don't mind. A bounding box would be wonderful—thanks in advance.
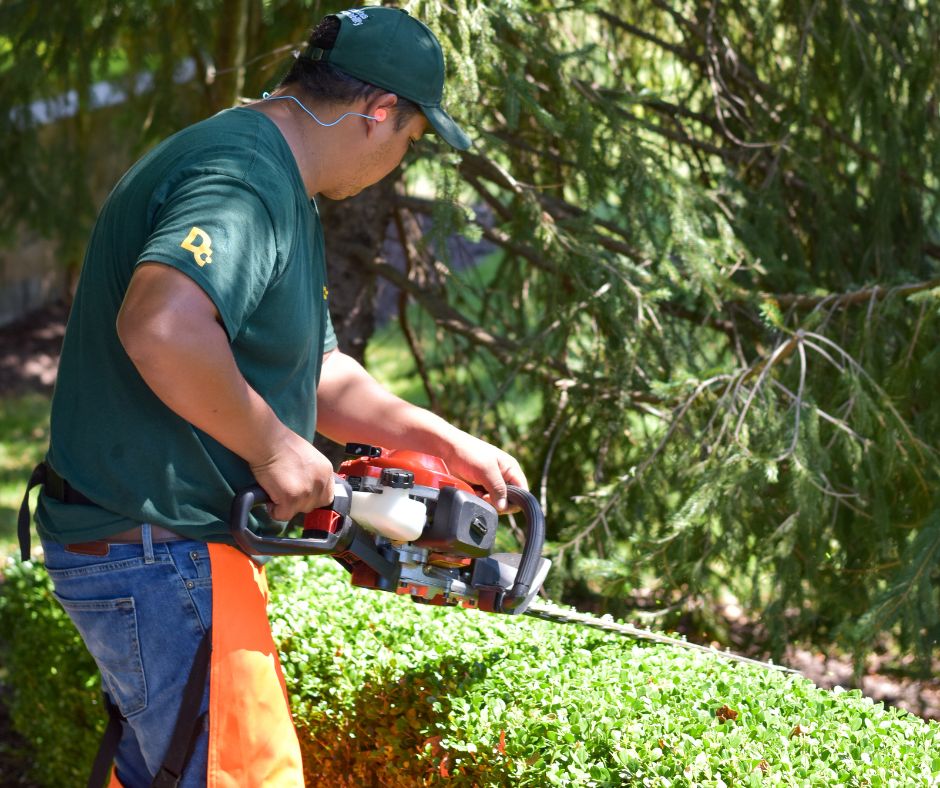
[180,226,214,267]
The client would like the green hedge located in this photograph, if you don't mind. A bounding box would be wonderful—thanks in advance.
[0,557,103,786]
[2,555,939,786]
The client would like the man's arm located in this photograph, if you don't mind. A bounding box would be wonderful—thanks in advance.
[117,262,335,520]
[316,348,527,511]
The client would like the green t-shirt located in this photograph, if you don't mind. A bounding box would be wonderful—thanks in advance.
[38,107,337,544]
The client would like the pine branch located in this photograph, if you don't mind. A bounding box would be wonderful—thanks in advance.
[595,8,699,63]
[363,255,581,389]
[458,150,647,261]
[369,229,664,409]
[766,277,940,311]
[852,511,940,646]
[393,193,559,274]
[596,5,936,194]
[484,129,580,169]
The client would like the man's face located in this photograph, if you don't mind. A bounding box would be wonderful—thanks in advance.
[324,111,428,200]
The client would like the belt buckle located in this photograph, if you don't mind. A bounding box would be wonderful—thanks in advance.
[65,541,110,557]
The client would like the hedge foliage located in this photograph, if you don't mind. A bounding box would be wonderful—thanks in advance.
[0,557,103,786]
[2,555,939,787]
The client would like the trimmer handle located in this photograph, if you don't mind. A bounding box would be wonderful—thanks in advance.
[229,477,354,557]
[500,485,546,612]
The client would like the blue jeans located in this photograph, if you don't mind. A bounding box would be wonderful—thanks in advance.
[41,526,212,787]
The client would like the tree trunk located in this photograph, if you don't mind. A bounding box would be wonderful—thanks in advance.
[211,0,250,110]
[313,170,399,465]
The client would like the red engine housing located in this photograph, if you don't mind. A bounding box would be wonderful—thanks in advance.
[300,446,496,599]
[337,448,473,493]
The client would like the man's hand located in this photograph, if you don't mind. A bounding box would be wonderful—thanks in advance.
[248,429,335,521]
[438,433,528,513]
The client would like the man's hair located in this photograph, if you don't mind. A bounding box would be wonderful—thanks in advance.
[279,15,421,132]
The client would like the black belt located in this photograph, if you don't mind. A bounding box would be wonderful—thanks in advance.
[17,462,185,560]
[43,464,96,506]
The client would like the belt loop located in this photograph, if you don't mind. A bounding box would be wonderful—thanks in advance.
[141,523,155,564]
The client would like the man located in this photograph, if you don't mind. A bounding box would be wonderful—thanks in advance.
[21,7,526,786]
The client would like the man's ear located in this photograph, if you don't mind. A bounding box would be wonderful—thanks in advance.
[366,93,399,129]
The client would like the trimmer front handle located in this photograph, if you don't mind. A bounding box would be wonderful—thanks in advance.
[501,485,546,608]
[471,484,548,614]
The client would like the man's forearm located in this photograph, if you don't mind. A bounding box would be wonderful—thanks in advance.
[316,349,527,511]
[315,349,460,457]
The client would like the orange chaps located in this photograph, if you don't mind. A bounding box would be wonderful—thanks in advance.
[108,544,303,787]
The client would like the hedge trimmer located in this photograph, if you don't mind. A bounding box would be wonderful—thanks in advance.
[231,444,795,673]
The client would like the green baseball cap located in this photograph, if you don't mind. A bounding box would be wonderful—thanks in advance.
[304,6,471,150]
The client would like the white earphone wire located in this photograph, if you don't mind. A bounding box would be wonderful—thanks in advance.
[260,92,382,127]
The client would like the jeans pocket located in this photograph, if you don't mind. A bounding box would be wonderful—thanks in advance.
[53,592,148,718]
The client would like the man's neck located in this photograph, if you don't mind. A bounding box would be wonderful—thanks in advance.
[249,91,352,197]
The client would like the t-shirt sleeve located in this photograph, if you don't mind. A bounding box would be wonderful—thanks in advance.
[138,173,278,340]
[323,309,338,353]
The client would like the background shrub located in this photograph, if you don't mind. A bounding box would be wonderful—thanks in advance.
[0,557,103,786]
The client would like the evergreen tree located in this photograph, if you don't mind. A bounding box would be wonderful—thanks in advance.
[398,0,940,665]
[2,0,939,667]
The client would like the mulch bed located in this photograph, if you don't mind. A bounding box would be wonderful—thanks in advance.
[0,299,68,397]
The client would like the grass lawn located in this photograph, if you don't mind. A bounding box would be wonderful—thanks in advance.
[0,394,49,559]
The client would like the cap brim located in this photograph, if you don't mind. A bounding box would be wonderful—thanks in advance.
[422,105,472,151]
